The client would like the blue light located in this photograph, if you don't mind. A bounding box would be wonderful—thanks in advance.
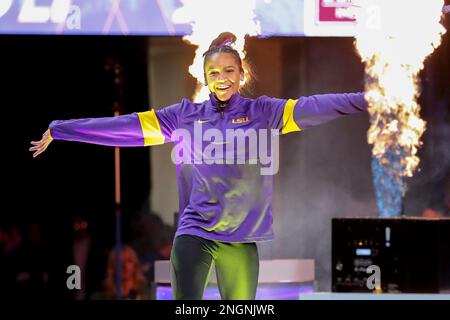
[156,282,315,300]
[356,248,372,256]
[371,147,406,217]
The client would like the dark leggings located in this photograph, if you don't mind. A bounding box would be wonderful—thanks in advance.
[170,234,259,300]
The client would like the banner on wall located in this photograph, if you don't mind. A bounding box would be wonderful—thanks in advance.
[304,0,358,36]
[0,0,362,37]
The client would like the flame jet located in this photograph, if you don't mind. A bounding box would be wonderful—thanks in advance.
[354,0,446,216]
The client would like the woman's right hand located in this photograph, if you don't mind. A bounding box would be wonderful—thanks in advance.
[30,129,53,158]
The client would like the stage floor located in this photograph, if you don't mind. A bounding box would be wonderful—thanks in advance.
[299,292,450,300]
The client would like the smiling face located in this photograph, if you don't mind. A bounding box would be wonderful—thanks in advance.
[204,52,244,102]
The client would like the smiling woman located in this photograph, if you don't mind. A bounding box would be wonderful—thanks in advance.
[30,31,368,300]
[203,33,245,102]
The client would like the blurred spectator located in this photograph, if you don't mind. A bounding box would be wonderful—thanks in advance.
[0,224,21,295]
[91,245,152,300]
[129,212,175,298]
[8,223,49,299]
[130,212,165,284]
[49,213,105,300]
[2,224,23,255]
[0,225,11,295]
[71,215,92,300]
[157,224,175,260]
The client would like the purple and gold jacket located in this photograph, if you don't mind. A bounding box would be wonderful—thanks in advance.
[49,92,367,242]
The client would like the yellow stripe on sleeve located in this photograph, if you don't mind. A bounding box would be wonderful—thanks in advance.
[47,129,53,140]
[282,99,301,134]
[137,110,166,146]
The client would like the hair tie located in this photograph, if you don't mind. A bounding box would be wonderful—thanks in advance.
[220,36,234,47]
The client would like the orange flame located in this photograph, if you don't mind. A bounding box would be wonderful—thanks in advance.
[354,0,446,177]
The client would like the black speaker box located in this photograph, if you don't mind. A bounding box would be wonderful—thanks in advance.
[332,217,450,293]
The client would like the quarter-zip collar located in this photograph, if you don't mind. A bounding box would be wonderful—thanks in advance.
[209,92,242,112]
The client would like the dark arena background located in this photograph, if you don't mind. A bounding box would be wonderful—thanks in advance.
[1,0,449,310]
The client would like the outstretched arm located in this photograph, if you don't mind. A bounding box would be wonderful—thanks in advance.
[291,92,367,131]
[261,92,368,134]
[30,105,179,157]
[47,111,165,146]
